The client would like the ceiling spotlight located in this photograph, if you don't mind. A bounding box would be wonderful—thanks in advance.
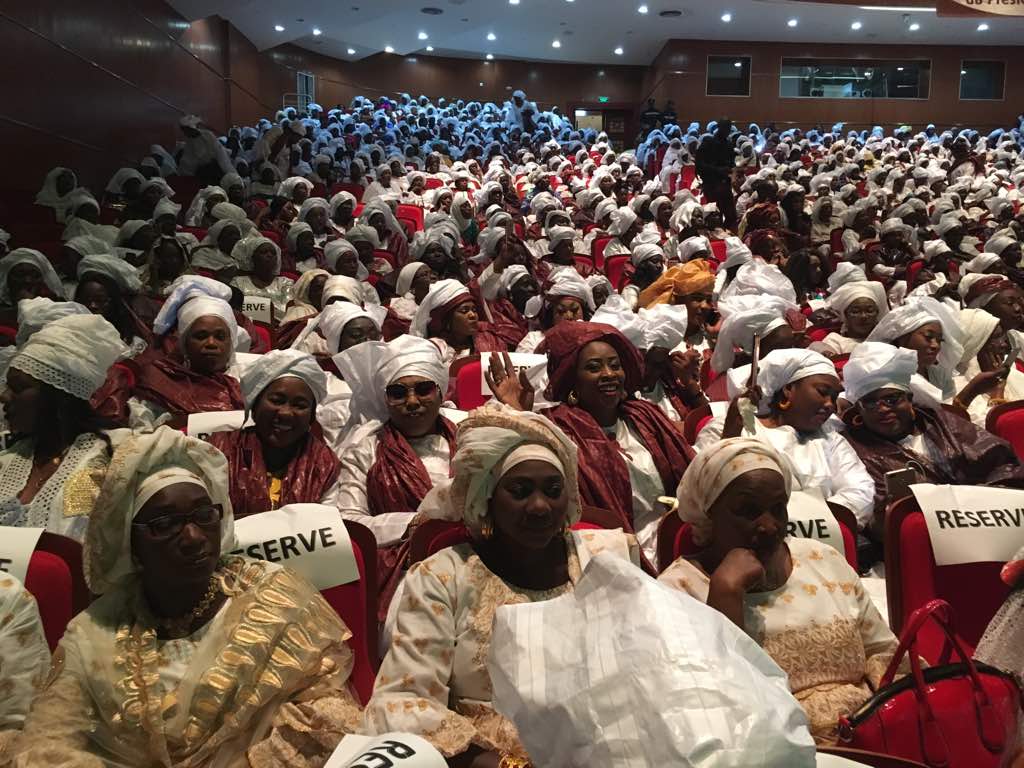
[977,22,989,31]
[385,45,394,53]
[479,81,484,86]
[787,18,798,27]
[486,53,494,60]
[418,31,428,40]
[614,46,624,55]
[961,69,967,75]
[274,24,285,32]
[897,66,904,71]
[487,32,497,40]
[734,61,742,68]
[851,21,862,30]
[426,45,434,51]
[347,47,356,54]
[509,0,519,4]
[909,22,920,31]
[638,5,648,14]
[312,27,322,35]
[721,12,732,22]
[552,39,561,47]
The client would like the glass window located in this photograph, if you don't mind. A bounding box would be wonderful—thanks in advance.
[960,61,1005,101]
[707,56,751,97]
[780,59,930,99]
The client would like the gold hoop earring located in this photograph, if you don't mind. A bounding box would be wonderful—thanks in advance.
[480,522,494,540]
[777,398,792,411]
[567,390,579,406]
[852,413,864,426]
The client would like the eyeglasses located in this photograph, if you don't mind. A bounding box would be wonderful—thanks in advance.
[860,393,908,412]
[132,504,223,540]
[385,381,438,403]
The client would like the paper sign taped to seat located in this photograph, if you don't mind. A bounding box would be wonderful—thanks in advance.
[479,352,547,395]
[787,488,845,557]
[326,733,445,768]
[912,483,1024,566]
[241,295,272,325]
[0,526,44,585]
[231,504,358,590]
[187,410,252,439]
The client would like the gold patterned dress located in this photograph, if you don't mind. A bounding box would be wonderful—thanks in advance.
[7,557,362,768]
[362,528,640,760]
[658,537,898,744]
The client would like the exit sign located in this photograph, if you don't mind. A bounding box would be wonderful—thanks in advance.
[598,96,610,103]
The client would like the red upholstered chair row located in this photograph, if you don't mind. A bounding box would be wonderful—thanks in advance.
[604,254,630,290]
[454,359,491,411]
[23,532,90,651]
[986,399,1024,462]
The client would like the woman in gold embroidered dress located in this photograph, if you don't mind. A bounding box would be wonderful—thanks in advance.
[658,437,898,745]
[362,405,640,767]
[8,426,361,768]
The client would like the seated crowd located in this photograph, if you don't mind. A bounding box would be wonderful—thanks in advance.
[1,91,1024,766]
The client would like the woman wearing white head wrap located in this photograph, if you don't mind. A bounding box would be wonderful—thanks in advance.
[810,276,890,357]
[183,185,227,228]
[359,199,410,267]
[602,207,641,259]
[719,259,798,305]
[279,267,330,327]
[35,166,80,222]
[229,235,294,322]
[0,314,127,539]
[619,242,666,311]
[697,348,875,530]
[659,435,897,744]
[841,341,1024,517]
[950,308,1024,428]
[74,254,150,358]
[11,425,361,767]
[284,220,324,274]
[390,260,437,325]
[362,163,402,203]
[366,403,639,761]
[866,296,963,401]
[190,217,246,274]
[515,270,594,354]
[0,248,66,310]
[134,277,246,426]
[329,189,358,233]
[711,295,799,373]
[297,196,334,246]
[208,349,340,519]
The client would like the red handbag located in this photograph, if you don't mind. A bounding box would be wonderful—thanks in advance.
[838,599,1021,767]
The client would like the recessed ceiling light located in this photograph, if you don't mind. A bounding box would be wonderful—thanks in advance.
[637,5,648,14]
[385,45,394,53]
[909,22,920,31]
[787,18,798,27]
[897,66,904,71]
[418,31,428,40]
[961,69,967,75]
[487,32,496,40]
[274,24,285,32]
[509,0,519,4]
[426,45,434,51]
[851,21,862,30]
[486,53,494,60]
[734,61,742,68]
[312,27,322,35]
[721,12,732,22]
[479,81,484,86]
[347,47,356,54]
[552,39,561,47]
[977,22,989,31]
[614,46,624,55]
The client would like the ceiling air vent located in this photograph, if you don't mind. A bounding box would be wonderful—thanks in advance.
[659,10,682,17]
[421,7,444,15]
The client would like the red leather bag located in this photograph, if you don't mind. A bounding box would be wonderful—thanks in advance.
[838,599,1021,767]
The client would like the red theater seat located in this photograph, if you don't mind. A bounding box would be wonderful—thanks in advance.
[591,235,613,269]
[604,254,630,290]
[330,183,365,202]
[23,532,90,651]
[986,400,1024,462]
[454,359,490,411]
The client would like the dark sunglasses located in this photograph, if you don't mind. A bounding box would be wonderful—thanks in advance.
[385,381,438,403]
[132,504,223,540]
[860,393,909,412]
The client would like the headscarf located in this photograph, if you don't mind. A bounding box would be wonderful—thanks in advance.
[540,321,644,402]
[756,348,838,408]
[76,254,143,294]
[827,262,867,292]
[231,235,281,274]
[321,274,364,306]
[676,437,792,546]
[842,341,918,404]
[359,199,408,242]
[721,236,754,270]
[826,281,889,322]
[64,235,111,259]
[607,207,638,237]
[411,278,472,337]
[10,314,127,400]
[396,261,428,297]
[286,222,313,253]
[298,197,329,223]
[547,226,576,252]
[959,274,1015,309]
[0,249,66,304]
[290,301,387,354]
[14,297,89,347]
[963,252,1002,274]
[630,243,664,268]
[419,403,581,534]
[83,427,234,594]
[958,308,1001,371]
[153,275,239,352]
[719,260,797,304]
[711,295,797,373]
[238,348,327,410]
[866,296,964,372]
[638,259,715,308]
[35,167,77,209]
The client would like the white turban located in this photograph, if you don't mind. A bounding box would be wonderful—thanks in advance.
[711,295,796,373]
[935,213,963,236]
[418,403,581,534]
[10,314,127,400]
[958,308,1001,371]
[542,270,595,313]
[239,348,328,409]
[827,262,867,292]
[548,226,576,251]
[720,260,797,304]
[396,261,428,297]
[984,235,1017,258]
[866,296,964,372]
[286,222,313,253]
[963,252,1002,274]
[722,237,753,270]
[826,281,889,322]
[77,254,143,294]
[676,437,791,546]
[299,197,329,223]
[0,249,66,304]
[922,239,952,263]
[607,207,638,237]
[83,427,234,594]
[594,197,618,223]
[321,275,364,306]
[231,235,281,274]
[679,236,711,262]
[498,265,532,295]
[757,348,837,407]
[153,275,238,352]
[411,278,471,337]
[323,239,361,274]
[842,341,917,404]
[630,243,664,268]
[291,301,386,355]
[14,297,89,346]
[346,224,382,250]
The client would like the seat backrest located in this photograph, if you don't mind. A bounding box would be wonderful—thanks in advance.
[319,520,379,705]
[259,230,282,247]
[604,254,630,290]
[708,239,727,265]
[249,324,271,351]
[682,403,713,445]
[832,353,852,380]
[0,325,17,347]
[591,235,613,269]
[573,254,594,273]
[805,326,831,343]
[455,360,490,411]
[885,496,1009,662]
[373,249,397,269]
[24,532,89,651]
[986,400,1024,462]
[656,513,683,573]
[396,204,424,232]
[409,520,470,566]
[425,177,444,190]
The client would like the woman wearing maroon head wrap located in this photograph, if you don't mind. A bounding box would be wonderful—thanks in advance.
[487,322,693,569]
